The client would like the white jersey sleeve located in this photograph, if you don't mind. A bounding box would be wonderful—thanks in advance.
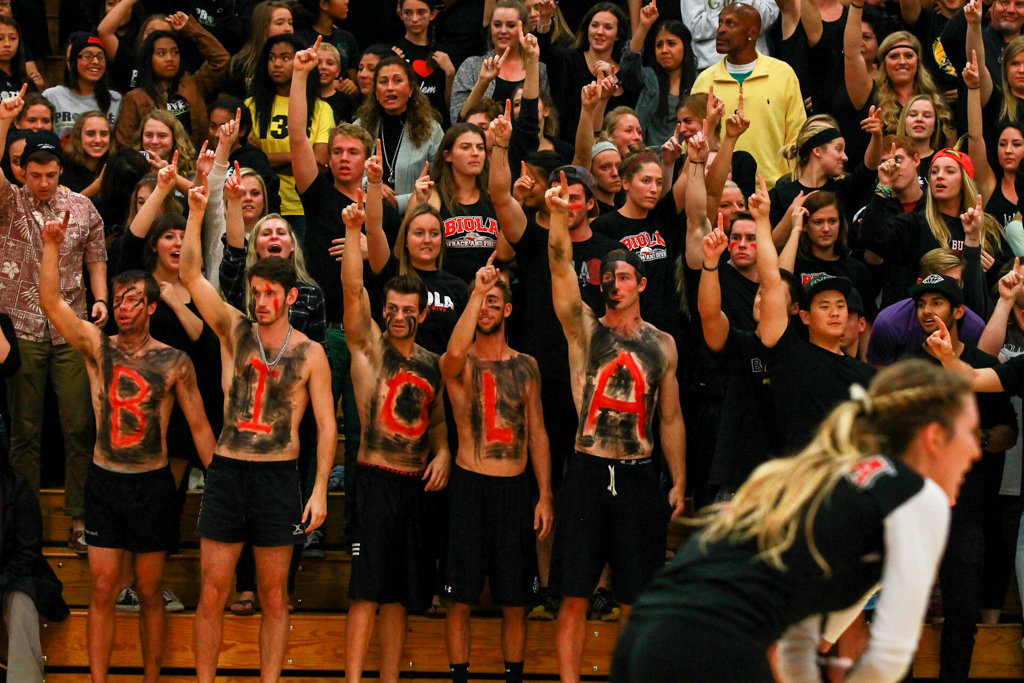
[846,479,950,683]
[776,614,824,683]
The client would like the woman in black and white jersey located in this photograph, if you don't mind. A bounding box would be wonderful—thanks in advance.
[613,359,981,683]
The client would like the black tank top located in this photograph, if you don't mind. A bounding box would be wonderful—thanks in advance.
[988,181,1019,227]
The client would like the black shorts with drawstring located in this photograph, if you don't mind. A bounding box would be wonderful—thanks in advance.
[194,455,306,547]
[549,452,671,605]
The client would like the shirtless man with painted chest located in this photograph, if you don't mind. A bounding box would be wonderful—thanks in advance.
[339,192,450,683]
[440,254,554,683]
[544,173,687,683]
[179,184,336,683]
[38,213,216,683]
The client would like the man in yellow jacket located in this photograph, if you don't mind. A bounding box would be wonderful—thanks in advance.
[691,3,806,189]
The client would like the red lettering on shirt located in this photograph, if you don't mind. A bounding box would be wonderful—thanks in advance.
[620,231,667,251]
[237,358,279,434]
[847,456,896,489]
[443,216,499,237]
[110,366,150,448]
[381,370,435,438]
[584,352,647,439]
[483,371,513,444]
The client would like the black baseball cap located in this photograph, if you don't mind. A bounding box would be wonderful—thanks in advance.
[910,273,965,307]
[800,274,852,310]
[20,131,64,168]
[846,287,865,316]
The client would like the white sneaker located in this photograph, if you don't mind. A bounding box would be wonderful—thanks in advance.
[163,588,185,612]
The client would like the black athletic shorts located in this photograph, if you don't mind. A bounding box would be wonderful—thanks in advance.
[611,615,774,683]
[549,452,671,605]
[194,455,305,547]
[443,464,540,607]
[84,463,177,554]
[348,463,434,610]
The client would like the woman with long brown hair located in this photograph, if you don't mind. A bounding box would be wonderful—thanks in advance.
[613,360,980,683]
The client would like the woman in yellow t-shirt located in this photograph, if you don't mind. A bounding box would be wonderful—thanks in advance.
[246,33,332,240]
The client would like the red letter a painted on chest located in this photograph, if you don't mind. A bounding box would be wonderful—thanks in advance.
[584,352,647,439]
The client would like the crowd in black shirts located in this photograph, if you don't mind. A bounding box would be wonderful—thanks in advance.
[4,0,1024,680]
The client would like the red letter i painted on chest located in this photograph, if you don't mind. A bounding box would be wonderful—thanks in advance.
[237,358,278,434]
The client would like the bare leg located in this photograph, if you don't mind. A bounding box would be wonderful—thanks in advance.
[536,530,553,587]
[134,551,168,683]
[555,597,588,683]
[446,602,472,665]
[345,600,378,683]
[88,546,125,683]
[194,539,243,683]
[118,552,134,592]
[254,545,294,683]
[378,603,407,683]
[596,565,611,591]
[501,606,527,662]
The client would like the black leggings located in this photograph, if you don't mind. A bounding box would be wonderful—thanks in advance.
[612,615,773,683]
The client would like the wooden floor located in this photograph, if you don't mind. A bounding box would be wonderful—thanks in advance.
[35,489,1024,680]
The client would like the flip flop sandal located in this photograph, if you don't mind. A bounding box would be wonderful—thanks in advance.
[229,599,256,616]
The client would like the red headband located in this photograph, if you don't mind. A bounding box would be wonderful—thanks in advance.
[931,148,974,180]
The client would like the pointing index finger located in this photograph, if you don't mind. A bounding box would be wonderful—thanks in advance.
[504,98,512,119]
[376,138,382,158]
[486,251,497,267]
[312,35,322,51]
[17,83,26,98]
[171,150,179,168]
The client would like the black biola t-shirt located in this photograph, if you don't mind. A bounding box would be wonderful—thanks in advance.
[591,195,683,338]
[767,323,876,452]
[376,256,469,356]
[393,37,449,120]
[440,195,500,284]
[709,327,782,489]
[508,217,619,381]
[300,173,402,323]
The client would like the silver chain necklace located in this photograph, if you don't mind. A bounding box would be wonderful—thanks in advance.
[255,324,293,369]
[380,125,405,184]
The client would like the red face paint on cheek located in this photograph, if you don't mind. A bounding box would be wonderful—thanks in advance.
[569,203,584,211]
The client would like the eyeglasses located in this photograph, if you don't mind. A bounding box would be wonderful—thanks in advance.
[78,53,106,63]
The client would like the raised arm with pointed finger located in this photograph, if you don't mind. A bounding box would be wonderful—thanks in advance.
[684,123,712,270]
[706,95,750,207]
[488,101,528,244]
[97,0,137,62]
[964,0,994,105]
[697,215,732,353]
[364,139,392,274]
[39,213,100,354]
[289,36,323,195]
[750,176,789,348]
[547,175,591,352]
[964,49,997,205]
[978,263,1023,355]
[572,82,603,169]
[341,190,378,352]
[181,184,240,340]
[441,253,499,379]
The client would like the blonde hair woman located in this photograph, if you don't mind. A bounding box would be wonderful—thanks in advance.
[896,94,954,165]
[612,359,979,683]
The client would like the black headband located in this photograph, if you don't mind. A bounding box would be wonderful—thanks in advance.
[798,128,843,158]
[882,42,916,58]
